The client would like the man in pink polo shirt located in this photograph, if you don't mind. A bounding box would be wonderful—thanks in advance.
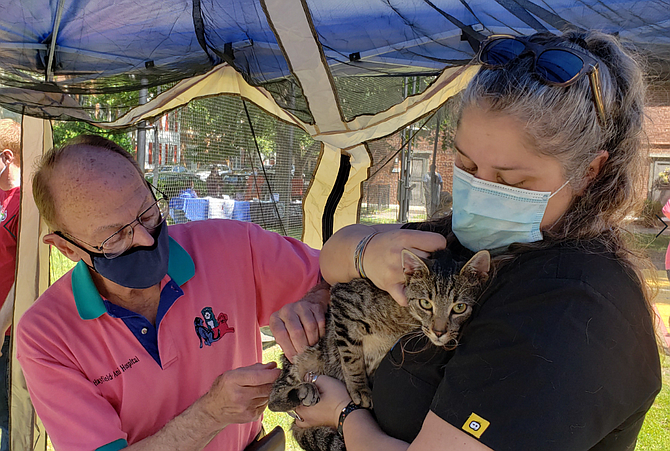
[16,135,325,451]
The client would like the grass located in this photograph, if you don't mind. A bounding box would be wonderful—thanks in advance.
[632,232,670,253]
[359,204,427,225]
[635,355,670,450]
[50,248,76,282]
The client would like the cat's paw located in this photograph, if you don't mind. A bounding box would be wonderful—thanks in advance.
[350,387,373,409]
[297,382,320,406]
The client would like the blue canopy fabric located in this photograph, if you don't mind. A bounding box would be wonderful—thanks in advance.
[2,0,670,120]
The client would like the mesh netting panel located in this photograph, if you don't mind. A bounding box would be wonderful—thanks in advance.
[334,75,436,122]
[260,77,314,125]
[361,101,457,225]
[140,96,318,239]
[0,107,21,122]
[53,95,319,239]
[0,83,181,124]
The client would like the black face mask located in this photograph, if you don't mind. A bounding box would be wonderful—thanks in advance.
[88,221,170,289]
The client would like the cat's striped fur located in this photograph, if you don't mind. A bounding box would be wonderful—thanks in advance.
[268,249,490,451]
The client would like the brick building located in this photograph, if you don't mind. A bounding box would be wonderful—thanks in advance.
[364,126,455,210]
[646,84,670,205]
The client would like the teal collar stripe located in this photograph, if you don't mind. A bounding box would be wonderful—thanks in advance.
[72,236,195,320]
[167,235,196,286]
[95,438,128,451]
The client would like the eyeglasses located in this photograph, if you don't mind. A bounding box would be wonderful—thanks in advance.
[477,34,606,126]
[56,185,170,259]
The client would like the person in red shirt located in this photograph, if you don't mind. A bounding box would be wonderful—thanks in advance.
[0,118,21,451]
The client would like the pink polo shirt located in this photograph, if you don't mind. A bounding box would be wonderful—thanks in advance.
[16,220,320,451]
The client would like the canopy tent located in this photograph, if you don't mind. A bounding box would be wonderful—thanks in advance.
[3,1,670,95]
[3,1,670,449]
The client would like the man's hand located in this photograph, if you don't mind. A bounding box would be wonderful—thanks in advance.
[269,281,329,362]
[200,362,281,426]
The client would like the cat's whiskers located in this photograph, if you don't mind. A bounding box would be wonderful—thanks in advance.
[442,339,460,351]
[400,330,439,356]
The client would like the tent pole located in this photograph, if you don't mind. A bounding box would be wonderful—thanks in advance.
[398,78,409,222]
[137,79,148,173]
[45,0,66,82]
[399,76,418,222]
[12,115,51,451]
[428,109,441,217]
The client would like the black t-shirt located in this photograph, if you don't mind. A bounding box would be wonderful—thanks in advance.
[372,234,662,451]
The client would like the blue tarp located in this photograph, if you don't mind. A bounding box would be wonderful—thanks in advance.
[2,0,670,96]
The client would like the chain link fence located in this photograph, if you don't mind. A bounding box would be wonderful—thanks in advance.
[141,96,319,239]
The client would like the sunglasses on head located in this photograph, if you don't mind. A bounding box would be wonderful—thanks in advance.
[477,34,606,126]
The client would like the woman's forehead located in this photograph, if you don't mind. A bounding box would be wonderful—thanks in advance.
[456,108,532,156]
[455,105,564,177]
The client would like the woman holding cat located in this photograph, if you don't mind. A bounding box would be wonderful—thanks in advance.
[298,30,662,451]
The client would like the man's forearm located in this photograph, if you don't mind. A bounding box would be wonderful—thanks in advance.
[121,362,276,451]
[123,395,227,451]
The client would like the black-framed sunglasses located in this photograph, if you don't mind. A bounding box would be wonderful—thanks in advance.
[56,184,170,259]
[477,34,606,126]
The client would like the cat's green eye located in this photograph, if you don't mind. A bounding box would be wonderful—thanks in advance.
[452,303,467,314]
[419,299,433,310]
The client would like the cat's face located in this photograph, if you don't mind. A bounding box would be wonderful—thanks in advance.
[402,250,490,349]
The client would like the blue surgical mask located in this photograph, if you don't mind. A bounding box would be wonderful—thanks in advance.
[90,221,170,289]
[451,165,569,252]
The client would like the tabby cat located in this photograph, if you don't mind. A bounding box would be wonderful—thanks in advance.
[268,248,490,451]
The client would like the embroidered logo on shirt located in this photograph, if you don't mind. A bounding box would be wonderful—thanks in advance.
[0,207,5,222]
[92,355,141,386]
[462,412,490,439]
[194,307,235,348]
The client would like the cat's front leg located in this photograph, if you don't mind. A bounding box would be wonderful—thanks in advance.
[338,342,373,408]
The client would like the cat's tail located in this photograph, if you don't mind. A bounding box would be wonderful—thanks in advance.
[293,425,345,451]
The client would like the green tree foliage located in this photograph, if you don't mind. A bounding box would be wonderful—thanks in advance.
[51,87,167,151]
[52,121,134,152]
[50,87,323,208]
[180,96,278,168]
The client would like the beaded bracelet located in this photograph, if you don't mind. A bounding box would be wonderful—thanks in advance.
[353,232,379,279]
[337,401,365,437]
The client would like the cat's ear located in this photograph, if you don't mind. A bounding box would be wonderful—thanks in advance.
[402,249,430,279]
[460,250,490,281]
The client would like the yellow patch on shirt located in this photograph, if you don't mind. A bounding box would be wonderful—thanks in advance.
[462,412,490,439]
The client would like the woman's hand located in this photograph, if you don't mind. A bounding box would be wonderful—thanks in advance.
[320,224,446,306]
[362,229,446,306]
[294,375,352,429]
